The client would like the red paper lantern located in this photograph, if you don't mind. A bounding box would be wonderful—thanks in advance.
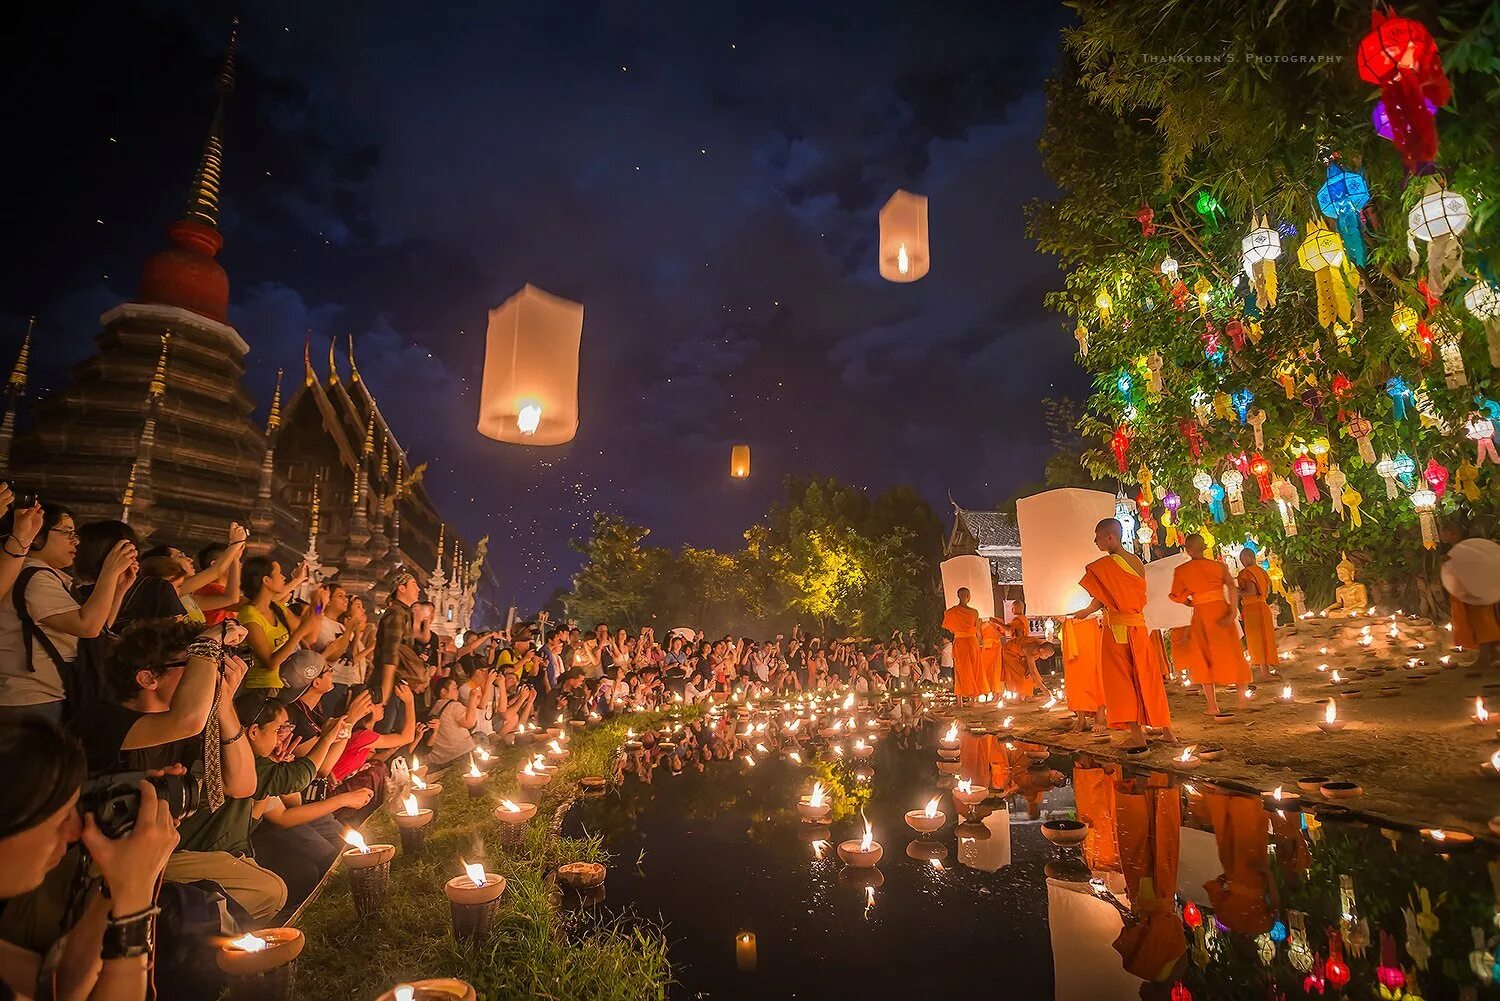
[1356,10,1451,169]
[1111,426,1131,474]
[1325,930,1351,990]
[1377,930,1405,990]
[1249,453,1273,502]
[1293,454,1321,502]
[1170,983,1192,1001]
[1182,900,1202,929]
[1180,421,1204,459]
[1423,458,1449,498]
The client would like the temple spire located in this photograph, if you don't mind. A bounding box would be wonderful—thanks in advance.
[267,369,284,434]
[328,337,340,385]
[184,23,236,230]
[7,319,30,396]
[348,334,361,384]
[124,331,170,535]
[303,332,316,386]
[0,319,33,474]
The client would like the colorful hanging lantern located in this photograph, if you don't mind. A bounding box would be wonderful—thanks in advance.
[1372,96,1436,142]
[1138,467,1155,506]
[1412,383,1449,433]
[1297,219,1356,328]
[1393,451,1417,487]
[1309,437,1331,473]
[1326,931,1352,991]
[1194,191,1223,231]
[478,283,584,446]
[1240,214,1281,310]
[1277,496,1299,537]
[1213,391,1235,423]
[1343,482,1365,527]
[1221,469,1245,515]
[1182,900,1203,929]
[1408,179,1471,293]
[1376,931,1406,992]
[1435,324,1467,388]
[1345,413,1376,464]
[1207,481,1227,523]
[1144,352,1164,395]
[1423,458,1449,498]
[1329,373,1354,420]
[1392,302,1432,362]
[1160,256,1179,281]
[1192,469,1213,503]
[1110,425,1131,474]
[1411,488,1438,549]
[1094,287,1114,322]
[1317,164,1370,268]
[1463,280,1500,366]
[1115,493,1138,548]
[1180,420,1204,459]
[1249,453,1273,501]
[1386,376,1414,420]
[1467,412,1499,465]
[1292,454,1321,502]
[1201,322,1224,364]
[1326,464,1347,515]
[1169,984,1191,1001]
[878,189,930,282]
[1224,319,1247,351]
[1456,458,1481,501]
[1376,455,1401,499]
[1194,275,1213,317]
[1116,369,1133,400]
[1135,202,1155,236]
[1357,9,1451,170]
[1073,320,1089,356]
[1248,408,1266,450]
[730,444,751,478]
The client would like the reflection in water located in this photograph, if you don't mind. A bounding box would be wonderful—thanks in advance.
[564,697,1500,1000]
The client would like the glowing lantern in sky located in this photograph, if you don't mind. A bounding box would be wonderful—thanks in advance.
[730,444,751,478]
[478,284,583,445]
[878,190,929,282]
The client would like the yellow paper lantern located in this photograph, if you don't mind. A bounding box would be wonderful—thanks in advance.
[478,284,583,445]
[878,190,929,282]
[730,444,751,478]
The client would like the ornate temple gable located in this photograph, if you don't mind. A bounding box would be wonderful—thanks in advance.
[946,500,1024,586]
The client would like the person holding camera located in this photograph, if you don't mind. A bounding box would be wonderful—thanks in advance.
[0,485,44,607]
[0,718,178,1001]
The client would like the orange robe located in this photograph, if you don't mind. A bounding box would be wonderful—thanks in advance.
[942,604,983,697]
[1000,614,1036,697]
[1061,617,1104,713]
[1168,625,1203,680]
[977,618,1004,695]
[1112,774,1185,983]
[1079,554,1172,729]
[1202,790,1273,935]
[1448,577,1500,648]
[1237,564,1278,668]
[1072,763,1120,873]
[1170,558,1249,687]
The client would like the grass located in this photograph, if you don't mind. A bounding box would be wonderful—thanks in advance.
[294,710,686,1000]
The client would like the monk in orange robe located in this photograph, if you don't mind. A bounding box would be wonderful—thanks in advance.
[1061,616,1105,731]
[1201,790,1274,935]
[942,588,983,703]
[1168,625,1202,682]
[1112,773,1186,984]
[977,616,1004,695]
[999,605,1040,698]
[1442,522,1500,667]
[1072,758,1120,875]
[1169,533,1249,715]
[1236,550,1279,681]
[1073,518,1176,750]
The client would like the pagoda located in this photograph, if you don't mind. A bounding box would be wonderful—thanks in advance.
[8,31,265,549]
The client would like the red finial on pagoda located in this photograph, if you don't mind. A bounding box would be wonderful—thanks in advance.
[136,22,237,322]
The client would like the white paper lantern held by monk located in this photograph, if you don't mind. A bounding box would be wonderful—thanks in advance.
[940,555,995,622]
[878,190,929,283]
[1016,488,1117,617]
[1441,538,1500,605]
[478,284,583,446]
[730,445,751,479]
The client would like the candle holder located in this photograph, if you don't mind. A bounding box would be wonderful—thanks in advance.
[1320,781,1363,800]
[905,839,948,863]
[936,759,961,775]
[342,844,396,918]
[1262,788,1302,810]
[557,862,607,891]
[796,799,830,823]
[394,808,435,852]
[494,801,538,846]
[412,783,444,809]
[836,838,883,868]
[952,784,989,809]
[375,978,477,1001]
[580,775,607,794]
[1040,819,1089,847]
[851,741,875,760]
[936,746,960,761]
[735,932,757,972]
[1420,828,1476,851]
[1295,776,1330,794]
[444,870,506,941]
[463,772,487,799]
[217,928,304,1001]
[904,807,946,834]
[518,767,552,789]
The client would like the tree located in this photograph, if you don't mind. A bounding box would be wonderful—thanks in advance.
[1029,1,1500,614]
[566,513,655,629]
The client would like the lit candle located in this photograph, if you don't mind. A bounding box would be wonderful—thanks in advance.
[1280,684,1293,703]
[463,758,487,798]
[904,796,946,833]
[837,814,883,868]
[376,979,478,1001]
[1317,700,1345,733]
[735,931,757,972]
[1473,697,1491,725]
[444,861,506,941]
[394,795,435,851]
[217,928,305,991]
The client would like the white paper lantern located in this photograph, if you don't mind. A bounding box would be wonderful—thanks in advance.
[478,284,583,445]
[1240,222,1281,270]
[1144,551,1194,631]
[878,190,929,282]
[730,444,751,478]
[1016,488,1117,616]
[940,555,995,621]
[1160,256,1179,280]
[1441,538,1500,604]
[1408,186,1471,241]
[1465,281,1500,320]
[1048,880,1140,1001]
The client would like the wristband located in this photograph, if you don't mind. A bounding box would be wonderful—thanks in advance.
[101,906,159,960]
[221,728,245,745]
[187,638,224,660]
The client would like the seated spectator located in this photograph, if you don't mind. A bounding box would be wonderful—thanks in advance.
[424,669,492,768]
[140,522,247,624]
[0,718,178,1001]
[238,560,323,694]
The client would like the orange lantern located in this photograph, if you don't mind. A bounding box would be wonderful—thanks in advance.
[730,445,751,478]
[478,284,583,445]
[878,190,929,282]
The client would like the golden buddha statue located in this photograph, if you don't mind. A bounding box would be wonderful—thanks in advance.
[1324,553,1369,618]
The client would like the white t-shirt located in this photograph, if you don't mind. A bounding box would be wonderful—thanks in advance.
[459,680,496,737]
[940,640,954,668]
[0,561,80,706]
[427,697,477,767]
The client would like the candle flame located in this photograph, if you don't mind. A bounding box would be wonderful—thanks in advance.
[1325,700,1338,724]
[809,782,825,808]
[924,797,939,819]
[956,779,973,794]
[343,829,370,853]
[549,740,563,753]
[1490,751,1500,773]
[929,857,943,871]
[1431,829,1447,842]
[468,759,482,778]
[897,243,910,275]
[395,987,415,1001]
[1331,670,1342,683]
[517,403,542,435]
[476,746,491,761]
[463,860,487,886]
[944,723,957,742]
[412,774,427,790]
[522,762,536,776]
[860,814,873,852]
[500,798,521,813]
[1272,786,1283,801]
[403,794,419,816]
[755,743,768,754]
[229,932,267,953]
[1282,684,1292,701]
[833,744,845,757]
[853,739,865,750]
[411,755,421,770]
[626,728,635,739]
[744,755,756,767]
[1180,746,1195,763]
[532,754,547,769]
[788,751,802,763]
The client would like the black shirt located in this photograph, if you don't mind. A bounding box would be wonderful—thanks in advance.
[72,702,196,776]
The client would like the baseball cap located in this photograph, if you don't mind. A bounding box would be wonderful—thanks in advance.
[277,649,329,703]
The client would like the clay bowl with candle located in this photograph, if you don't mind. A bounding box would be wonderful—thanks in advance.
[1420,828,1477,851]
[376,979,478,1001]
[1024,748,1050,762]
[1339,689,1361,700]
[904,808,946,834]
[580,775,607,792]
[1320,781,1363,800]
[1040,819,1089,847]
[445,870,506,907]
[836,838,883,868]
[412,783,444,808]
[850,742,875,760]
[517,768,552,789]
[494,800,538,825]
[797,800,830,823]
[557,861,607,891]
[216,927,305,978]
[1262,788,1302,810]
[1197,746,1225,762]
[936,759,961,775]
[545,745,572,765]
[546,726,565,740]
[394,806,435,850]
[1296,776,1330,793]
[341,842,396,872]
[954,819,991,841]
[462,771,487,798]
[951,784,989,809]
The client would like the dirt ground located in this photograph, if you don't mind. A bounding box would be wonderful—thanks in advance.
[955,612,1500,838]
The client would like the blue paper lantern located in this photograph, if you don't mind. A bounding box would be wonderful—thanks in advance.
[1317,164,1371,268]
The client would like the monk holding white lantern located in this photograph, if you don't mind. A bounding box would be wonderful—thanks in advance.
[478,284,583,445]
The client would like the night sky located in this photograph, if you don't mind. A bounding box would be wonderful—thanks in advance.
[1,0,1084,609]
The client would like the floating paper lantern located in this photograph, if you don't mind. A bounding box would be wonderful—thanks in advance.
[878,190,929,282]
[478,284,583,446]
[730,444,751,479]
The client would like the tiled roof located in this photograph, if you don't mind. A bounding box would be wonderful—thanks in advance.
[957,508,1021,548]
[988,554,1023,585]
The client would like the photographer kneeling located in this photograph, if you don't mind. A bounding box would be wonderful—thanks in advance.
[0,718,177,1001]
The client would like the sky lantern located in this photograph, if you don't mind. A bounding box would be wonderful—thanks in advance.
[477,284,584,446]
[730,444,751,478]
[878,190,929,282]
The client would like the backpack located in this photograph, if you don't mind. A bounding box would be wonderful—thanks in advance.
[11,567,104,720]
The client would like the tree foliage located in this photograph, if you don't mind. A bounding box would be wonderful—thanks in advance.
[1028,0,1500,611]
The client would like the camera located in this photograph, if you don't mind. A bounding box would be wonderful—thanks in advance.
[80,770,201,839]
[2,481,38,510]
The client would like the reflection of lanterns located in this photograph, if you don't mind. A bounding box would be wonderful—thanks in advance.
[478,284,584,446]
[730,445,751,478]
[878,190,929,282]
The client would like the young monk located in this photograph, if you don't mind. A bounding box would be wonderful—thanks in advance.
[977,615,1005,697]
[1236,550,1279,682]
[1169,533,1249,715]
[941,587,983,706]
[1072,518,1176,750]
[999,602,1044,699]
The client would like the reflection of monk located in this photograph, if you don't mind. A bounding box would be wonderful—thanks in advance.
[1072,759,1120,874]
[1201,790,1274,935]
[1061,617,1105,731]
[978,617,1005,695]
[1236,551,1278,681]
[942,588,984,702]
[1170,534,1249,715]
[1113,773,1186,983]
[1074,519,1176,750]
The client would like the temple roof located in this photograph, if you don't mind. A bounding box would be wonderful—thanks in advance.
[948,501,1022,585]
[952,506,1021,549]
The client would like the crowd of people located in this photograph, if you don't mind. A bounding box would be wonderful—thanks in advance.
[0,486,965,1001]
